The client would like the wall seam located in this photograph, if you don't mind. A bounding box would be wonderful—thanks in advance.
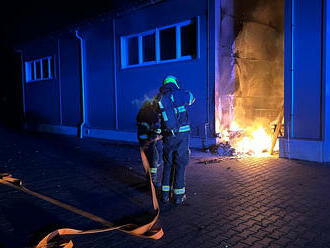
[57,39,63,125]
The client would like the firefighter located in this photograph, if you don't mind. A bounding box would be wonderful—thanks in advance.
[136,100,163,186]
[156,75,195,204]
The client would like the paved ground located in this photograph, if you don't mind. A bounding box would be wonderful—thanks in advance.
[1,125,330,248]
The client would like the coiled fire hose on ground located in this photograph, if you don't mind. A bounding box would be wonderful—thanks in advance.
[0,147,164,248]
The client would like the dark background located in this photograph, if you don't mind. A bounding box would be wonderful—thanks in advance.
[0,1,144,128]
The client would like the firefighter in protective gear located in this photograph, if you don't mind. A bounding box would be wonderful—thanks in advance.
[157,75,195,204]
[136,100,163,186]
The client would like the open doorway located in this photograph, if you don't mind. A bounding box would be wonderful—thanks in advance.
[215,0,284,156]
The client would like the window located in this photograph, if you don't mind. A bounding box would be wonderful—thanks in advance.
[128,37,139,65]
[159,27,176,60]
[42,58,49,78]
[121,17,200,68]
[181,21,197,57]
[143,33,156,62]
[35,61,41,80]
[25,56,55,82]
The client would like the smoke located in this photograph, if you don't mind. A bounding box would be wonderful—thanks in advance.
[131,94,155,109]
[216,0,284,133]
[233,0,284,129]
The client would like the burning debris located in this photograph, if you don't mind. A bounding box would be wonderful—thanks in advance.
[199,124,280,165]
[205,142,236,157]
[203,121,280,159]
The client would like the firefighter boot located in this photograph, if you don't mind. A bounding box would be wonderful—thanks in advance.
[174,194,187,205]
[161,192,169,203]
[151,168,160,187]
[161,185,170,203]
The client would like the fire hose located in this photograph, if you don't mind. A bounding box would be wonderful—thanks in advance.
[0,147,164,248]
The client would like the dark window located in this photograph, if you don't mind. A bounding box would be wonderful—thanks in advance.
[128,37,139,65]
[35,61,41,80]
[42,58,49,78]
[50,57,55,78]
[181,22,197,57]
[143,33,156,62]
[30,62,35,81]
[25,57,55,82]
[160,27,176,60]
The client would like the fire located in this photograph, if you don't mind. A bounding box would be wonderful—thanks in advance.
[234,127,272,156]
[230,121,241,132]
[220,122,278,157]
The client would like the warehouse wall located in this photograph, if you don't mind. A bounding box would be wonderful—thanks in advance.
[280,0,327,162]
[80,21,116,130]
[115,0,212,137]
[284,0,323,140]
[21,34,81,130]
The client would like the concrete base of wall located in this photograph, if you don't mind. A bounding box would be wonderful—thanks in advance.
[25,123,79,136]
[86,128,138,143]
[279,137,327,162]
[86,128,217,148]
[25,124,217,149]
[27,124,330,162]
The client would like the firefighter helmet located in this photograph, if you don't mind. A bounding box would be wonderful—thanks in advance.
[163,75,180,89]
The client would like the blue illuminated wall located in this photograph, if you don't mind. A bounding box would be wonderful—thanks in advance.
[18,0,218,146]
[286,0,323,139]
[22,38,61,125]
[114,0,211,134]
[75,0,215,140]
[59,37,82,127]
[281,0,330,162]
[81,22,116,130]
[19,34,81,131]
[19,0,330,160]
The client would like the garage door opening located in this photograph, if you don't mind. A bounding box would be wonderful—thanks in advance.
[215,0,284,157]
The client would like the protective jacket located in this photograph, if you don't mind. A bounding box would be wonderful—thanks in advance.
[157,83,195,136]
[136,101,161,142]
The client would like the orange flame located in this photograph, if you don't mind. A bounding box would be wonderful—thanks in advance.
[220,122,278,157]
[235,127,271,156]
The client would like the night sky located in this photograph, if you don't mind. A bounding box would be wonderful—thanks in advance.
[0,0,142,126]
[1,1,142,44]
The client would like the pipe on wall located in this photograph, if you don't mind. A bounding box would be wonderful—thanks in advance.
[290,0,295,138]
[287,0,296,159]
[322,0,330,162]
[205,0,211,147]
[113,18,119,130]
[205,0,220,144]
[57,39,63,125]
[75,30,87,138]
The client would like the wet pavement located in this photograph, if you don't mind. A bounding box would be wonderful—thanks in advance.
[1,126,330,248]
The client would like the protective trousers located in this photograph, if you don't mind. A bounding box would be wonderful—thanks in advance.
[161,133,189,200]
[139,139,161,184]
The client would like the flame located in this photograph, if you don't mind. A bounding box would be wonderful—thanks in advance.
[220,122,278,157]
[230,121,241,132]
[221,129,230,142]
[235,127,272,156]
